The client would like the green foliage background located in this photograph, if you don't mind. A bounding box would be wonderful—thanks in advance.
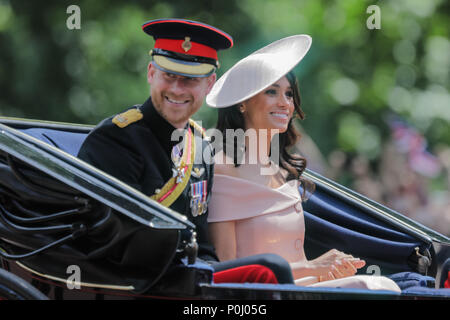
[0,0,449,170]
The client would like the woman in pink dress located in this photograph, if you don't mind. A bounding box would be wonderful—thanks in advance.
[205,35,400,292]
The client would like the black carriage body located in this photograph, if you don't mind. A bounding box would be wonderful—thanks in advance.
[0,117,449,300]
[0,118,201,296]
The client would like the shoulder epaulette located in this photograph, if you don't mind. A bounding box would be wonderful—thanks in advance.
[112,108,143,128]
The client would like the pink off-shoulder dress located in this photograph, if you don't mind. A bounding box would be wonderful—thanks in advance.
[208,174,401,292]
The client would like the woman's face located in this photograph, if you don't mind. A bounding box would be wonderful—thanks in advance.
[241,76,295,134]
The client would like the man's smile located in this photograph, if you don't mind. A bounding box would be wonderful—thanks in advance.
[165,96,190,105]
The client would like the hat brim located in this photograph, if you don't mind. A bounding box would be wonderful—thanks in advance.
[152,56,215,78]
[206,35,312,108]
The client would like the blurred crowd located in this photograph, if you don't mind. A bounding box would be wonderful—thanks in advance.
[326,144,450,237]
[295,122,450,238]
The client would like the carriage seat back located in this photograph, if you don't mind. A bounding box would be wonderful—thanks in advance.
[20,128,88,156]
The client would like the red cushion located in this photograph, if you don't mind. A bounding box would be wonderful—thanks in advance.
[445,271,450,289]
[213,264,278,284]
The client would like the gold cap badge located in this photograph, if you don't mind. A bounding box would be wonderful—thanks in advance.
[182,37,192,52]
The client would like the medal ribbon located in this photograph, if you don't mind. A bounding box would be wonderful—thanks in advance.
[202,180,207,202]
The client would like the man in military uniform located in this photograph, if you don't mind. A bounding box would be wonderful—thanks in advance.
[78,19,293,284]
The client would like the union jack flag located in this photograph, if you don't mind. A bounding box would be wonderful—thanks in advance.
[388,117,442,178]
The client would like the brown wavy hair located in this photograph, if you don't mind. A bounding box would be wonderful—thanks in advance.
[215,71,314,200]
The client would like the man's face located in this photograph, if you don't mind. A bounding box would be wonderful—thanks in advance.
[147,63,216,128]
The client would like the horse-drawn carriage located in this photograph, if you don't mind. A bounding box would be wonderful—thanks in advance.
[0,117,449,300]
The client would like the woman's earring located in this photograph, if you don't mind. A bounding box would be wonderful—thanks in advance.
[239,104,245,113]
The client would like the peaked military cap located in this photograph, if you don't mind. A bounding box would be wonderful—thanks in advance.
[142,18,233,77]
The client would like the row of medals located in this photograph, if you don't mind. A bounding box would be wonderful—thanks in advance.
[172,144,207,217]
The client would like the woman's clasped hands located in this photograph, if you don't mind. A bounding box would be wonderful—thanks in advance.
[311,249,366,282]
[293,249,366,283]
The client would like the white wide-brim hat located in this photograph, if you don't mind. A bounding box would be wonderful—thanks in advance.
[206,34,312,108]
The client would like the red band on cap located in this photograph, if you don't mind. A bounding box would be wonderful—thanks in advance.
[154,39,218,60]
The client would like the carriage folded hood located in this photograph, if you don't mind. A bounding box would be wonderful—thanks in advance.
[0,122,194,230]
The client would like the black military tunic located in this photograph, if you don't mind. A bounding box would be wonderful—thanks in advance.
[77,97,217,262]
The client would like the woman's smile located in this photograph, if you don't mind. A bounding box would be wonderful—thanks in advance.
[270,111,290,122]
